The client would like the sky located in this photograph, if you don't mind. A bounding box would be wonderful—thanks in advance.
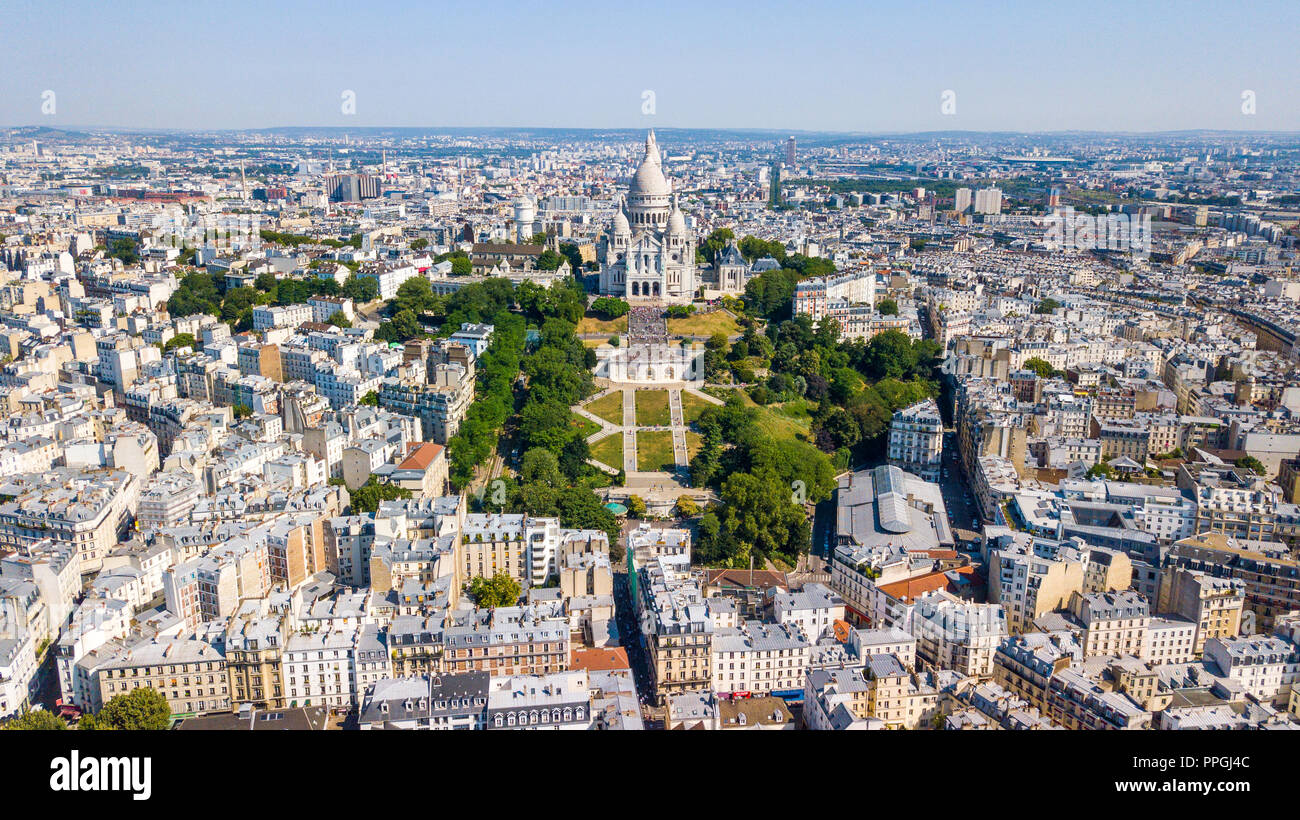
[3,0,1299,133]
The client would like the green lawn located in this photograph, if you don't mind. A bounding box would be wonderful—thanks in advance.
[637,430,677,472]
[685,431,704,461]
[635,390,672,426]
[570,413,601,439]
[728,389,810,443]
[680,390,716,424]
[583,392,624,425]
[589,434,624,470]
[575,313,628,335]
[667,310,741,338]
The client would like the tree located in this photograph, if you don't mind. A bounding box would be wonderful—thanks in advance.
[359,390,379,407]
[162,333,197,353]
[674,495,701,518]
[700,228,735,263]
[88,688,171,730]
[1035,298,1062,314]
[467,573,522,607]
[107,237,139,265]
[390,276,439,317]
[861,329,917,380]
[374,308,423,343]
[1022,357,1061,379]
[590,297,630,319]
[537,249,564,271]
[626,495,648,518]
[520,448,565,487]
[877,298,898,316]
[701,472,811,566]
[738,235,786,263]
[167,271,222,317]
[220,286,259,330]
[410,238,429,252]
[342,274,379,303]
[349,478,412,514]
[3,709,65,730]
[326,310,352,329]
[1087,462,1115,480]
[1235,456,1267,476]
[559,242,584,273]
[232,403,253,419]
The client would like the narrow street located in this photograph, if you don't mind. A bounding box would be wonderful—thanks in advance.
[612,564,660,727]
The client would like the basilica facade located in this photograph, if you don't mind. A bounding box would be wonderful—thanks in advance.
[598,132,697,305]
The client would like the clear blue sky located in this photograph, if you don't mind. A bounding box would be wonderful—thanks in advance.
[3,0,1298,132]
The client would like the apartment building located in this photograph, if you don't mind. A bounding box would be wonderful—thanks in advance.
[358,671,490,730]
[637,554,715,703]
[904,594,1007,677]
[225,614,287,710]
[864,653,941,729]
[1158,567,1245,655]
[458,514,549,587]
[0,467,141,573]
[887,398,944,482]
[486,670,592,729]
[991,631,1080,715]
[988,539,1086,634]
[771,583,845,640]
[377,365,473,445]
[1166,532,1300,629]
[442,607,570,678]
[711,621,810,698]
[1204,635,1299,705]
[95,636,229,717]
[1067,590,1150,658]
[283,628,358,709]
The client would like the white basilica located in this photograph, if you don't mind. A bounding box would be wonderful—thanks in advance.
[598,131,698,305]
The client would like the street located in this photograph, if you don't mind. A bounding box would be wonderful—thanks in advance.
[612,564,662,727]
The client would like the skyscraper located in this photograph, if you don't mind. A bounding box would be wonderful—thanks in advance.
[785,136,796,166]
[954,187,972,214]
[974,186,1002,215]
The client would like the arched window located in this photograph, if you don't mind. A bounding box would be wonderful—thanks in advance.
[562,708,573,722]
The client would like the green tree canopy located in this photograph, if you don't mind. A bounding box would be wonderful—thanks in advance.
[3,709,66,730]
[349,478,412,514]
[467,573,522,607]
[87,688,171,730]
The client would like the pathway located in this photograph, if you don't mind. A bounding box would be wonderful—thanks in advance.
[622,387,638,472]
[669,389,688,468]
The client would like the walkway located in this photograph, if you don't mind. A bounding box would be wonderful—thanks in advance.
[621,388,637,473]
[669,389,688,468]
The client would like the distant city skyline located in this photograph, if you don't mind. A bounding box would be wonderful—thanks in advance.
[3,0,1299,133]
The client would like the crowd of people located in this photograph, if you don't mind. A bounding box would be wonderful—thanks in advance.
[628,306,668,345]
